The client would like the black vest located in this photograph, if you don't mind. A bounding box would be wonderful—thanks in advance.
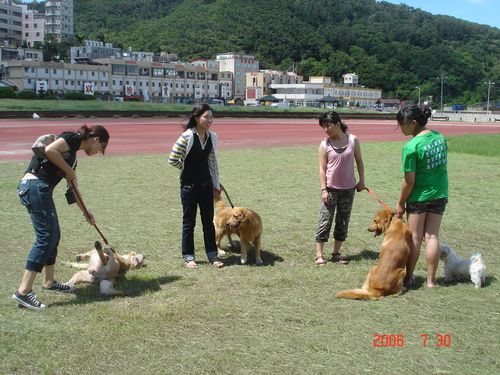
[180,133,212,185]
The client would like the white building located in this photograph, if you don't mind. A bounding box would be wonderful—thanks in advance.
[216,52,259,99]
[270,75,381,108]
[45,0,73,42]
[71,40,121,63]
[20,4,44,47]
[5,58,233,103]
[342,72,358,86]
[0,0,22,47]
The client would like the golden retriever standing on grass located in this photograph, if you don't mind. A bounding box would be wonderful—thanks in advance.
[214,196,263,265]
[214,196,236,254]
[64,241,145,296]
[336,208,412,300]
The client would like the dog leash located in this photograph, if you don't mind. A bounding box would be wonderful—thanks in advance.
[365,187,392,210]
[69,179,110,246]
[219,183,235,208]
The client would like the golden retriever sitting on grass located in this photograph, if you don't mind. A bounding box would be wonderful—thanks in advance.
[214,196,263,265]
[336,208,412,300]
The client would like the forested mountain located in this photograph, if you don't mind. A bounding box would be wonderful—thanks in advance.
[68,0,499,103]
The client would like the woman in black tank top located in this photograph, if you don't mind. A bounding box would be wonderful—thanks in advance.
[169,104,224,269]
[12,125,110,310]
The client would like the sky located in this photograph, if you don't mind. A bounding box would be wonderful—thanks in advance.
[379,0,500,29]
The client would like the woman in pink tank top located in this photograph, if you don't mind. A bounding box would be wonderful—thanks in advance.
[314,111,366,266]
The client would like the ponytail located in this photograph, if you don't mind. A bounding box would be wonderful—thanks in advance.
[319,111,348,133]
[78,124,110,153]
[397,104,431,128]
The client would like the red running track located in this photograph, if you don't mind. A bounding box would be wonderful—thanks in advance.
[1,117,500,161]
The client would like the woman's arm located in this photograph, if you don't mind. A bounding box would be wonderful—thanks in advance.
[353,136,366,192]
[44,138,76,181]
[169,132,190,169]
[318,142,329,203]
[208,132,220,190]
[397,171,415,217]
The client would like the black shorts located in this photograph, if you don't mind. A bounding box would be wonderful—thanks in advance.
[406,198,448,215]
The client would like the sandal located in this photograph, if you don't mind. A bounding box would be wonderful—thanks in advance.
[331,253,349,264]
[185,260,198,269]
[315,255,326,266]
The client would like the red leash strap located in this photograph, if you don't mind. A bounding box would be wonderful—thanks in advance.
[69,179,109,246]
[365,188,392,210]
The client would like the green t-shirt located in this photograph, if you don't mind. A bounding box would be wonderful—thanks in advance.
[402,130,448,203]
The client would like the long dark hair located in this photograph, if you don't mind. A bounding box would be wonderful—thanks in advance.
[319,111,348,133]
[78,124,110,154]
[183,103,213,130]
[396,105,431,128]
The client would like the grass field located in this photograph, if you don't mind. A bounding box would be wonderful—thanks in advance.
[0,98,375,114]
[0,135,499,374]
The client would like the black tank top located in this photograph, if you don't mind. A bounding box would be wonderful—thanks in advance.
[180,133,212,185]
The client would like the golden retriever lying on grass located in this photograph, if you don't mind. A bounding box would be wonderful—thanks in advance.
[336,208,412,300]
[214,196,263,265]
[64,241,145,296]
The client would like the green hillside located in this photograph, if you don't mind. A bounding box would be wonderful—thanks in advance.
[66,0,500,104]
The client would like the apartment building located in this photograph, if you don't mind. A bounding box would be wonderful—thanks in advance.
[5,58,233,103]
[216,52,259,99]
[0,0,22,47]
[191,58,233,99]
[45,0,73,42]
[20,4,44,47]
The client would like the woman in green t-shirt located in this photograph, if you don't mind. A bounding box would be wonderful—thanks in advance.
[396,105,448,289]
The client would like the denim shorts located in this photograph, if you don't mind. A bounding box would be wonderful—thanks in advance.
[406,198,448,215]
[18,178,60,272]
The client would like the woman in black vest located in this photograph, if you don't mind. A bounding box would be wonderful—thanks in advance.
[169,104,224,269]
[12,125,110,310]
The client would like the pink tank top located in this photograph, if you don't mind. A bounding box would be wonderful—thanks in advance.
[324,133,356,190]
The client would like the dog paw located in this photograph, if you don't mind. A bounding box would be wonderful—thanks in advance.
[75,255,82,262]
[256,258,264,266]
[217,249,227,256]
[240,258,247,265]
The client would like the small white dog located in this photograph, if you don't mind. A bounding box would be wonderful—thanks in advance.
[439,244,486,288]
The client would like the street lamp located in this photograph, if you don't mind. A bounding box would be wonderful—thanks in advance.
[484,80,495,114]
[437,75,447,112]
[415,86,421,106]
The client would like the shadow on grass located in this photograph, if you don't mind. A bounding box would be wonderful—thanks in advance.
[437,275,495,288]
[215,241,284,267]
[347,249,380,262]
[50,275,181,307]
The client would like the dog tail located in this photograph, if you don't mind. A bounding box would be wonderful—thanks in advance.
[335,288,379,300]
